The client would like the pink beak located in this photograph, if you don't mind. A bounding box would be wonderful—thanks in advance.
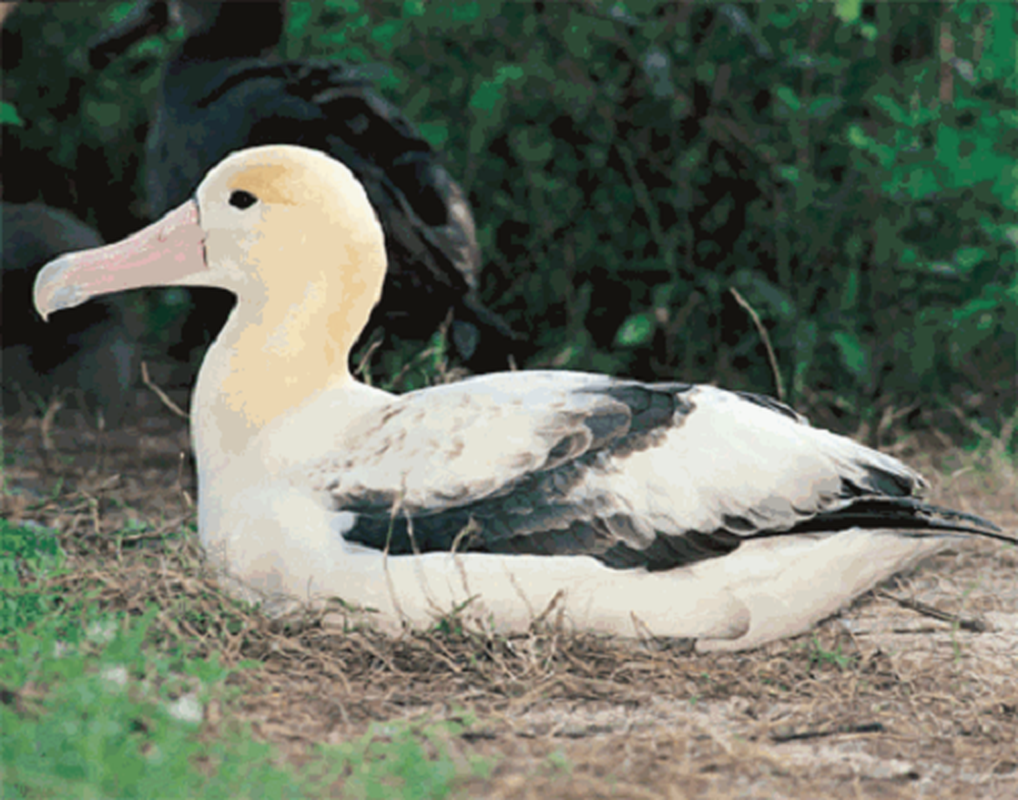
[33,200,207,320]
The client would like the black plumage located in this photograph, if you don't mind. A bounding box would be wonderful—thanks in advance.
[1,203,143,423]
[89,0,518,367]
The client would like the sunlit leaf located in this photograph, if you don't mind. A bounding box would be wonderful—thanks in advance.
[954,248,986,273]
[982,2,1016,82]
[777,165,800,183]
[807,95,842,118]
[834,0,862,24]
[847,124,870,150]
[615,313,655,347]
[417,122,449,149]
[452,1,481,22]
[840,268,859,312]
[776,85,801,112]
[831,330,869,380]
[370,20,403,52]
[402,0,425,16]
[0,101,24,127]
[872,94,906,124]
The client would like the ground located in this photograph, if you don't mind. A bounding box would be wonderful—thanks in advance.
[2,394,1016,799]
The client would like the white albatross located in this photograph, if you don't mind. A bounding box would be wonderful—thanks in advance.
[33,145,1009,651]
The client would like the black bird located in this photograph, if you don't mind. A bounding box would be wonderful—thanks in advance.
[89,0,518,370]
[2,203,143,424]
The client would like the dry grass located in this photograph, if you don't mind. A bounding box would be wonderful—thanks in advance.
[3,407,1016,799]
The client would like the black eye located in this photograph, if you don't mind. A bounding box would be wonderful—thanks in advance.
[229,190,258,209]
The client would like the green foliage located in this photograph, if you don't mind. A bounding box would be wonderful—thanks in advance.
[803,636,857,671]
[3,1,1015,442]
[290,0,1015,439]
[1,101,24,126]
[0,522,298,798]
[0,521,478,798]
[331,717,487,800]
[354,327,457,391]
[615,312,655,347]
[0,519,65,636]
[834,0,863,25]
[2,3,159,229]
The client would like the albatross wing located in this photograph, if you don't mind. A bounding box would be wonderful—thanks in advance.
[309,373,995,572]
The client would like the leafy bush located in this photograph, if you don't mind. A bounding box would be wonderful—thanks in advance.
[4,1,1015,445]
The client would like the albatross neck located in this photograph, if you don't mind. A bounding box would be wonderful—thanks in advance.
[193,268,373,458]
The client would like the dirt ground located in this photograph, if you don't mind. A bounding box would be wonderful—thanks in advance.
[3,396,1016,799]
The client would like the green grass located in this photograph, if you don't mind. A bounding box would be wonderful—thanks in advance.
[802,636,857,671]
[1,521,64,637]
[326,717,489,800]
[0,520,482,799]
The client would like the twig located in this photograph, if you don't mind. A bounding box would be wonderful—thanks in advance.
[939,20,955,105]
[617,145,681,277]
[876,589,991,633]
[529,589,566,631]
[40,395,63,453]
[115,515,190,544]
[176,452,194,511]
[876,402,919,445]
[450,518,481,600]
[729,287,785,400]
[770,721,884,743]
[387,312,455,390]
[141,362,188,419]
[353,337,383,385]
[93,407,108,475]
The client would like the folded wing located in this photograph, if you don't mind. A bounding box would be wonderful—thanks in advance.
[313,373,1002,570]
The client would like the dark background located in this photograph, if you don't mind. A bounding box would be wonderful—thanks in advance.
[3,0,1015,449]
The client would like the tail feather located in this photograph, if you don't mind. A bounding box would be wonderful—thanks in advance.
[779,497,1010,542]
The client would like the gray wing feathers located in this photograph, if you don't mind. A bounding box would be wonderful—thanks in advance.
[322,372,657,511]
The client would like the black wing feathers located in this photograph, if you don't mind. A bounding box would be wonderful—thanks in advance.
[340,383,1008,569]
[782,497,1005,539]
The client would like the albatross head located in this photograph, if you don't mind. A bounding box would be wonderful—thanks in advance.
[33,145,388,334]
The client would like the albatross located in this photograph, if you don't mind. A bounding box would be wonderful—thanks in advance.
[33,145,1009,651]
